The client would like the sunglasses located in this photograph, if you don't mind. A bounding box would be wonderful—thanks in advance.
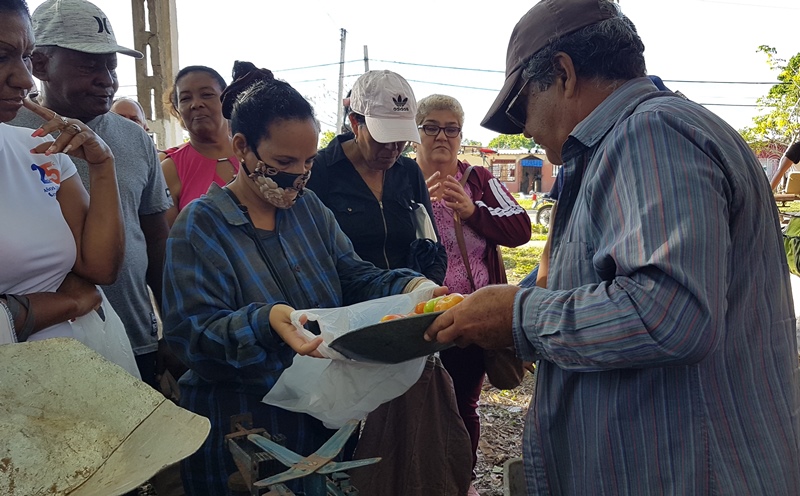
[418,124,462,138]
[505,78,531,130]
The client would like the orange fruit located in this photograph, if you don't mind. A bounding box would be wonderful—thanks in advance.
[433,293,465,312]
[380,314,405,322]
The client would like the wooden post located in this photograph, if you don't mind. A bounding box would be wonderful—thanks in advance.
[131,0,183,150]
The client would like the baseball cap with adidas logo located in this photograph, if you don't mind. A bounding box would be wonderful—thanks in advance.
[31,0,143,59]
[349,70,421,144]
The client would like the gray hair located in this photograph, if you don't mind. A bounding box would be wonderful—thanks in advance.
[416,94,465,127]
[523,0,646,92]
[112,97,146,115]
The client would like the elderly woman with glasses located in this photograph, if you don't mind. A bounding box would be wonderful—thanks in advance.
[415,94,531,487]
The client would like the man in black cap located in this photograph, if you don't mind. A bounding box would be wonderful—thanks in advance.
[426,0,800,493]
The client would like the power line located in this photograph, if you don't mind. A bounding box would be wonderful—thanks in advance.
[665,79,784,85]
[696,103,759,107]
[406,79,498,91]
[372,59,504,74]
[273,60,362,72]
[698,0,800,9]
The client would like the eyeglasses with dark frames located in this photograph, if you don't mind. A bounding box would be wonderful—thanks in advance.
[418,124,462,138]
[505,78,531,130]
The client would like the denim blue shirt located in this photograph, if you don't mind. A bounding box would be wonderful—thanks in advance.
[513,77,800,494]
[163,184,419,392]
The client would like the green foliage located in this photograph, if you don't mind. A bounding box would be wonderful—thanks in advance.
[780,201,800,214]
[488,134,536,151]
[516,197,533,210]
[319,130,336,149]
[462,138,482,146]
[740,47,800,150]
[531,223,549,236]
[501,245,543,284]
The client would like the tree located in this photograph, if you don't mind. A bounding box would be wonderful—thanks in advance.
[487,134,536,151]
[740,47,800,152]
[462,138,482,146]
[319,130,336,149]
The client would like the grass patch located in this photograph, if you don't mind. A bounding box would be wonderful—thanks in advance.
[531,223,548,236]
[516,198,533,210]
[780,202,800,214]
[501,245,543,285]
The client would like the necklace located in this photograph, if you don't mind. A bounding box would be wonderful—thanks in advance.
[364,170,385,201]
[216,157,238,178]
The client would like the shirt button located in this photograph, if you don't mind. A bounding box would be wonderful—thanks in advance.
[347,207,353,212]
[295,266,301,272]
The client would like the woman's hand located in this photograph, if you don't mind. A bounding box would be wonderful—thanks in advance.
[426,171,442,201]
[269,304,324,357]
[24,98,114,167]
[441,175,476,219]
[56,272,102,318]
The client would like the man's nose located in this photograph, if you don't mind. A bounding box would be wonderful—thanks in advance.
[95,68,114,87]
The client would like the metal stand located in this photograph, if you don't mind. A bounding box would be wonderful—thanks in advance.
[226,414,379,496]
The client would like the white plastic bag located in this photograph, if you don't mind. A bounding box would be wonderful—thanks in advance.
[263,287,436,428]
[69,287,141,379]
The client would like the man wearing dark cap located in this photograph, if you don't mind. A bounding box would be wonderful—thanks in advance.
[12,0,172,389]
[426,0,800,493]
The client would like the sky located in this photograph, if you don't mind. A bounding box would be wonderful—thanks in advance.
[25,0,800,148]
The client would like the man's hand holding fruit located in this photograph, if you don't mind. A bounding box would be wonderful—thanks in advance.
[424,285,520,349]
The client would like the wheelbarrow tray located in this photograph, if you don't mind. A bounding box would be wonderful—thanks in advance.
[329,311,453,364]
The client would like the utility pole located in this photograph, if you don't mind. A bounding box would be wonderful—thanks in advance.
[335,28,347,134]
[131,0,182,150]
[363,45,369,72]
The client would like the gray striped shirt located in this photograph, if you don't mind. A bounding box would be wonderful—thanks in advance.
[513,77,800,494]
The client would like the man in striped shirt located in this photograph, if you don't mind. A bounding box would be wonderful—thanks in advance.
[426,0,800,494]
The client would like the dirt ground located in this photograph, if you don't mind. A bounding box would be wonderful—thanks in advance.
[473,371,534,495]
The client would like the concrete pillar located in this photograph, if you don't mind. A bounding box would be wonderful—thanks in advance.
[131,0,183,151]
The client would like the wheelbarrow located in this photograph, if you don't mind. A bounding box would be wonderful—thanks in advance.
[226,414,380,495]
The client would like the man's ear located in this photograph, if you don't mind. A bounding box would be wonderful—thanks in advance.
[31,51,50,81]
[552,52,578,99]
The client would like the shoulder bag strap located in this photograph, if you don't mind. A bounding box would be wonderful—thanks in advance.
[453,166,476,292]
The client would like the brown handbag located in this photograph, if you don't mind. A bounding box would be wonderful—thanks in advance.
[453,167,525,391]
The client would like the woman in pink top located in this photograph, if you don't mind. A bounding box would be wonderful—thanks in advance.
[161,66,239,226]
[415,94,531,495]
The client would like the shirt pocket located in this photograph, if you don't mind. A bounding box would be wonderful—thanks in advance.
[553,241,600,285]
[328,197,366,217]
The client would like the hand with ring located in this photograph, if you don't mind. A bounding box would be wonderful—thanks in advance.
[24,98,114,167]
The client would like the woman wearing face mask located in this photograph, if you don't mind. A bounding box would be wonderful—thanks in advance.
[161,66,239,227]
[308,70,447,284]
[161,61,438,496]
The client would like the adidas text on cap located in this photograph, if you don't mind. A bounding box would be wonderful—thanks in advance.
[32,0,143,59]
[349,70,421,144]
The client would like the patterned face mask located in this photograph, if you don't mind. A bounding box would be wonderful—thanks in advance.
[243,149,311,209]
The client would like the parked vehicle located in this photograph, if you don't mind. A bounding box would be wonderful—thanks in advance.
[532,193,555,226]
